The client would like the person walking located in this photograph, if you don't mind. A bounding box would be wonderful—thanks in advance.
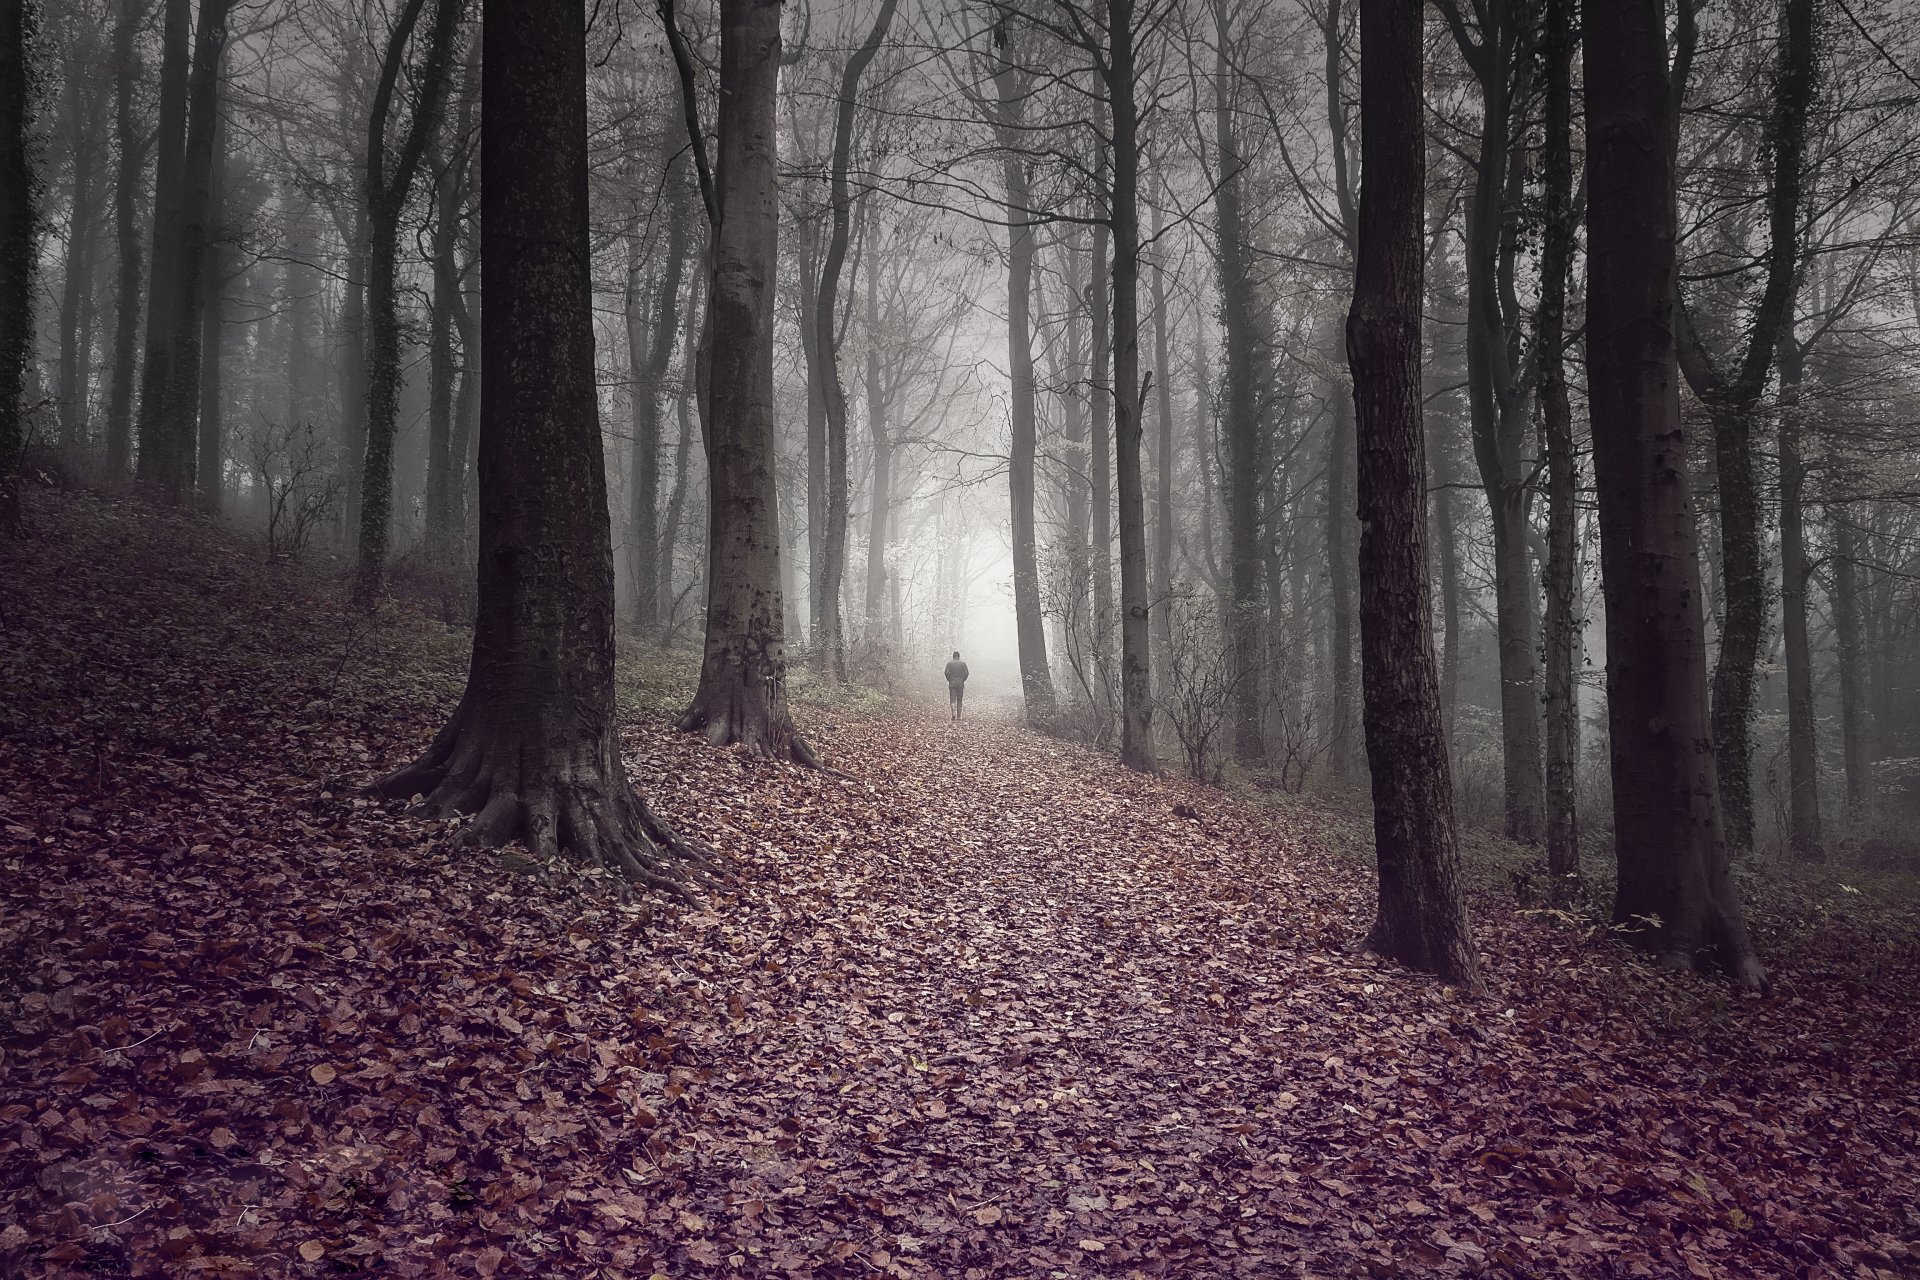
[944,651,970,721]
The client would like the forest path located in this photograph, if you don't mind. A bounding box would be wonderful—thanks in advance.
[3,492,1914,1280]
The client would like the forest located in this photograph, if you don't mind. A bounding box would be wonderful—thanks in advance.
[2,0,1918,1275]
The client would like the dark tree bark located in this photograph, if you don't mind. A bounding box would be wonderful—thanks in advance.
[377,0,697,888]
[57,44,105,449]
[1777,324,1820,859]
[356,0,466,602]
[425,53,477,569]
[1211,1,1264,762]
[1326,367,1357,776]
[105,0,145,477]
[194,121,227,508]
[1437,0,1545,844]
[0,0,27,519]
[1584,0,1763,989]
[659,267,703,635]
[1830,504,1870,821]
[1150,207,1175,674]
[1107,0,1153,772]
[1346,0,1479,988]
[1673,0,1815,857]
[807,0,898,681]
[862,242,891,640]
[1538,0,1580,898]
[630,149,689,634]
[677,0,816,763]
[990,17,1056,721]
[1090,214,1115,688]
[132,0,191,493]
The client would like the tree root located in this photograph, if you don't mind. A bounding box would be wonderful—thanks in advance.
[375,709,713,901]
[675,700,820,769]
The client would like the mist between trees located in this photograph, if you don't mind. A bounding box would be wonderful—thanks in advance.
[6,0,1920,990]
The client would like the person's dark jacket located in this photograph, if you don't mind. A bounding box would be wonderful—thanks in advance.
[944,660,969,688]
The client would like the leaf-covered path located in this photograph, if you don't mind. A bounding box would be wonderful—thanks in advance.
[4,493,1918,1279]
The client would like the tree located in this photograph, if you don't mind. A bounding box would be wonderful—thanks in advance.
[629,144,690,635]
[1583,0,1763,989]
[104,0,144,477]
[377,0,694,884]
[1346,0,1479,987]
[1673,0,1816,858]
[0,0,28,524]
[131,0,191,493]
[989,15,1057,723]
[1537,0,1580,897]
[674,0,817,764]
[355,0,466,602]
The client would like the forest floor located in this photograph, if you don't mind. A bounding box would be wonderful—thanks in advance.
[3,488,1919,1280]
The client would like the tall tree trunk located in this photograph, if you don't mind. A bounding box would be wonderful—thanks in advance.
[1150,207,1175,676]
[0,0,26,518]
[1212,8,1263,760]
[426,134,463,568]
[863,251,891,640]
[678,0,815,763]
[1538,0,1579,898]
[1326,367,1357,778]
[991,18,1056,720]
[1830,505,1870,822]
[357,0,465,602]
[105,0,144,477]
[1108,0,1153,772]
[1090,214,1115,697]
[339,206,368,536]
[1584,0,1762,989]
[132,0,191,493]
[809,0,898,681]
[1675,0,1815,857]
[631,151,690,633]
[1778,325,1820,859]
[378,0,695,885]
[57,62,104,449]
[1347,0,1479,988]
[1440,0,1544,843]
[660,266,703,637]
[194,125,228,508]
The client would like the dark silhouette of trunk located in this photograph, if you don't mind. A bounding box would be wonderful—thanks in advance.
[0,0,26,518]
[1090,215,1116,689]
[808,0,898,681]
[1538,0,1579,898]
[1584,0,1763,989]
[338,205,368,534]
[1777,324,1820,859]
[990,18,1055,720]
[425,56,476,569]
[1212,4,1263,761]
[863,252,890,639]
[631,150,690,633]
[1107,0,1153,772]
[1831,505,1870,820]
[57,52,105,449]
[378,0,697,888]
[1346,0,1479,988]
[1056,227,1091,631]
[1672,0,1815,859]
[451,251,478,544]
[356,0,465,602]
[660,268,703,636]
[105,0,145,477]
[194,124,227,508]
[677,0,816,763]
[132,0,191,493]
[1150,213,1175,673]
[1326,365,1357,778]
[799,224,825,646]
[1438,0,1544,843]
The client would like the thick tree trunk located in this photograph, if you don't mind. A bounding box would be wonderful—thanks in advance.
[659,268,703,636]
[338,208,368,535]
[426,135,463,568]
[1090,216,1116,692]
[631,152,690,633]
[1538,0,1579,898]
[678,0,815,763]
[1326,373,1358,778]
[133,0,191,493]
[57,61,104,450]
[1212,14,1264,762]
[1150,214,1175,677]
[104,0,145,476]
[1108,0,1153,773]
[1584,0,1762,989]
[1347,0,1479,988]
[379,0,697,887]
[863,258,890,640]
[1778,327,1820,859]
[357,0,464,601]
[991,19,1056,720]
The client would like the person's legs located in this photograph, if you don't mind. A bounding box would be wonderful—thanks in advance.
[949,685,961,720]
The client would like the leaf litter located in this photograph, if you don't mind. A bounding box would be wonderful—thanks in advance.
[2,492,1917,1278]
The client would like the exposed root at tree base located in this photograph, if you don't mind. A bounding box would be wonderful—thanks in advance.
[374,714,716,901]
[676,703,821,769]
